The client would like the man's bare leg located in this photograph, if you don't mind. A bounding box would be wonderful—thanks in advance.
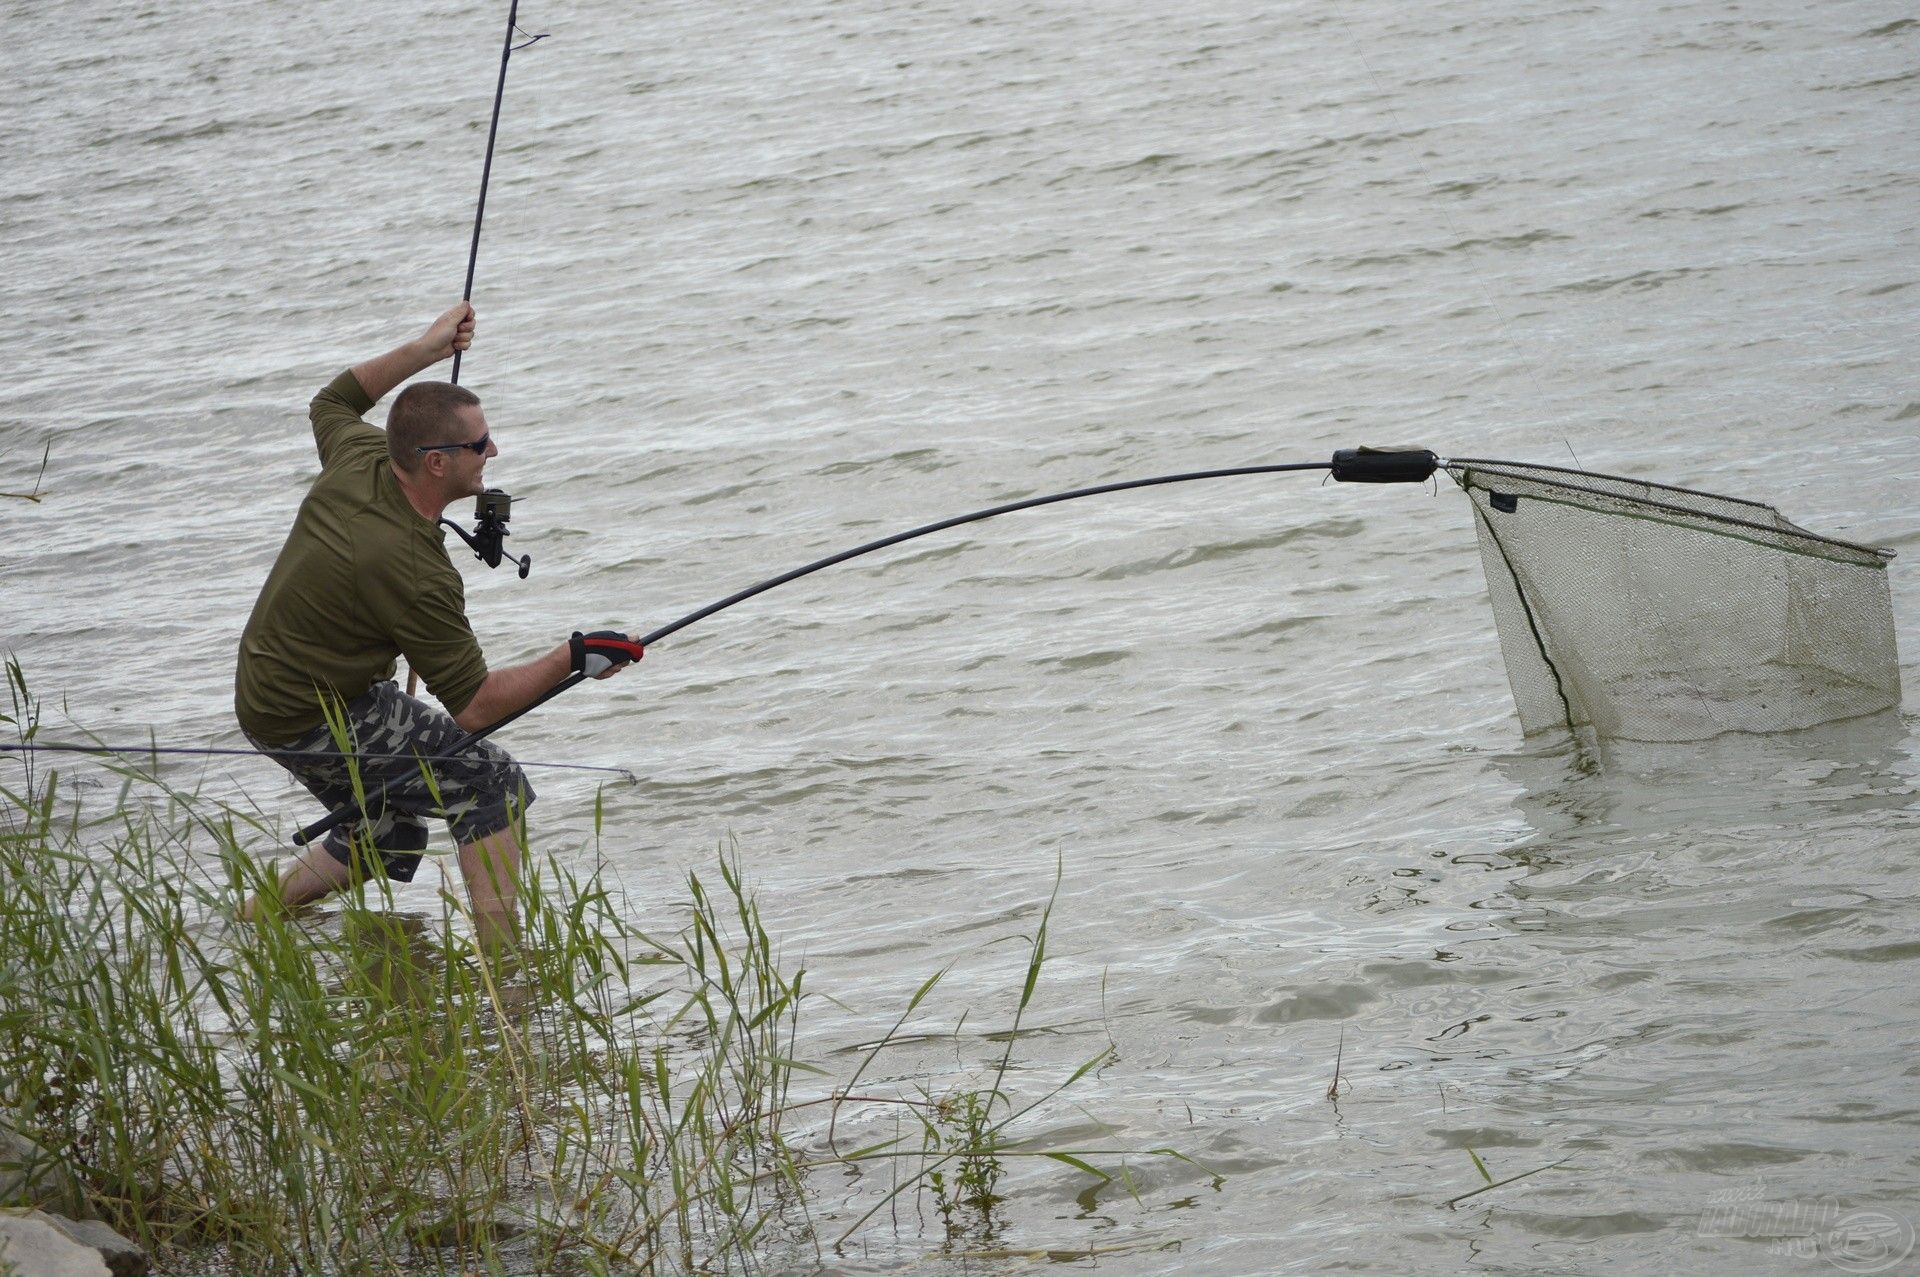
[457,826,523,953]
[240,845,358,921]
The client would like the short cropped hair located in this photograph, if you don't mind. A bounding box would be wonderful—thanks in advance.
[386,382,482,471]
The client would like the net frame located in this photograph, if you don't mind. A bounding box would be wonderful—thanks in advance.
[1446,457,1899,745]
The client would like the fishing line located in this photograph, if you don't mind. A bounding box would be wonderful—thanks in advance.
[0,741,635,780]
[293,454,1436,846]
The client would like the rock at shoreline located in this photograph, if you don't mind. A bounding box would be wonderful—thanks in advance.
[0,1209,109,1276]
[0,1207,151,1276]
[36,1216,148,1277]
[0,1129,90,1221]
[0,1123,152,1276]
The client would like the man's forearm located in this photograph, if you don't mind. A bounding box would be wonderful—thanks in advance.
[453,643,573,733]
[349,302,476,403]
[350,339,445,404]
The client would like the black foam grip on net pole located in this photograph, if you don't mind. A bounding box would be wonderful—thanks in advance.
[449,0,523,387]
[290,459,1333,847]
[1330,448,1438,484]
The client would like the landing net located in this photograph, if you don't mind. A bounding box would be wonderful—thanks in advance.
[1447,458,1900,744]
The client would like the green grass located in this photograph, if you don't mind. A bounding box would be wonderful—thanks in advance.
[0,660,1206,1273]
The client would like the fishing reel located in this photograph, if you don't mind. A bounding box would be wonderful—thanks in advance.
[442,487,531,579]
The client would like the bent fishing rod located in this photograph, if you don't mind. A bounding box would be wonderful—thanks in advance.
[291,447,1439,846]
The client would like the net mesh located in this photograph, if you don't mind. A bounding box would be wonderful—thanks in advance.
[1450,459,1900,744]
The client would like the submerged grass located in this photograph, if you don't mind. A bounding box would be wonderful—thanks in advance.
[0,661,1205,1273]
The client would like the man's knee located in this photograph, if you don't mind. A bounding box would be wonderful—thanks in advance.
[444,771,535,848]
[323,810,430,883]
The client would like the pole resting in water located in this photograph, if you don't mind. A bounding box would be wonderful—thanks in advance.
[0,740,634,780]
[294,448,1451,847]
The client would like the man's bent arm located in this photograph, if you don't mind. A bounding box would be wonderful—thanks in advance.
[350,302,476,403]
[452,642,574,733]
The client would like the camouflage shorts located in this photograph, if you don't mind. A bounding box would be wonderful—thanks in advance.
[245,680,536,883]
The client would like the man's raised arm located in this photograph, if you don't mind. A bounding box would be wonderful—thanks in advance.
[350,301,477,402]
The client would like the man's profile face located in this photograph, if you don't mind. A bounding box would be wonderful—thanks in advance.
[445,403,496,498]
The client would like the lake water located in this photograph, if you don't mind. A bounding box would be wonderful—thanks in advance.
[5,0,1919,1271]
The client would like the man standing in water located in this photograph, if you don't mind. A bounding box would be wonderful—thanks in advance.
[235,302,642,948]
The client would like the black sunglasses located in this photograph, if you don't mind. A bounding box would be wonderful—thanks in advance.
[416,432,491,456]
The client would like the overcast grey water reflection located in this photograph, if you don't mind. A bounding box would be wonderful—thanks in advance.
[4,0,1919,1270]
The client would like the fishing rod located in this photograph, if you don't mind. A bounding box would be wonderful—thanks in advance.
[292,448,1439,846]
[450,0,546,387]
[409,1,546,700]
[0,741,635,780]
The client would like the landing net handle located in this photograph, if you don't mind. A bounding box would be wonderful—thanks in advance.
[293,454,1433,847]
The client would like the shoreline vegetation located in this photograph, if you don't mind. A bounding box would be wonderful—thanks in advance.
[0,660,1208,1275]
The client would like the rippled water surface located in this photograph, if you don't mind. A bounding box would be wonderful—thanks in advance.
[6,0,1919,1271]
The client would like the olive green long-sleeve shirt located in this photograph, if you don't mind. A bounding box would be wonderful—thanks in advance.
[234,370,488,744]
